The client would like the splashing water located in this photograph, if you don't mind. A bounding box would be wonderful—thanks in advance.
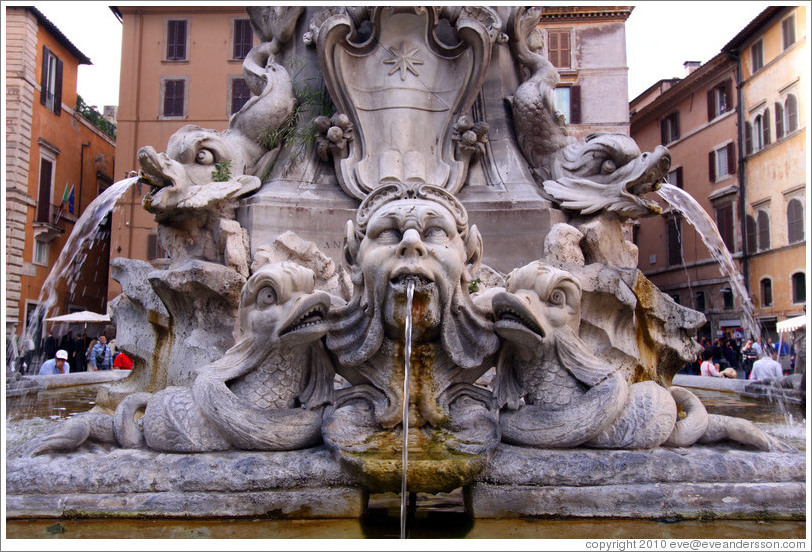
[657,183,760,341]
[400,280,415,539]
[9,177,139,373]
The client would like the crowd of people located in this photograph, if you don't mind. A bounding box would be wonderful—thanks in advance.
[682,333,798,381]
[35,330,132,375]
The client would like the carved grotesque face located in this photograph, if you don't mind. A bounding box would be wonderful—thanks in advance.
[357,199,469,340]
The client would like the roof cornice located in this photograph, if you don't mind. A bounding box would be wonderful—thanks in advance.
[539,6,634,23]
[27,7,92,65]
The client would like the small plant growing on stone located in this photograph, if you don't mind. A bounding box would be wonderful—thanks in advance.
[468,277,483,294]
[211,160,232,182]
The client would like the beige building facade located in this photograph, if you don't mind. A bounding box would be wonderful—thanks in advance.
[723,6,808,339]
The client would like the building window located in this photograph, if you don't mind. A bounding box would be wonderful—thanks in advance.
[785,94,798,133]
[707,79,732,120]
[667,167,683,188]
[147,233,169,260]
[745,214,757,254]
[751,39,764,72]
[695,291,706,312]
[744,121,753,155]
[787,198,804,244]
[753,115,764,152]
[166,20,188,61]
[782,15,796,50]
[33,239,49,266]
[551,86,581,124]
[230,78,251,115]
[162,78,186,118]
[775,101,784,139]
[547,30,571,69]
[762,108,771,146]
[715,203,734,252]
[233,19,253,60]
[722,288,734,310]
[709,143,735,181]
[791,272,805,303]
[760,278,772,307]
[756,209,770,251]
[666,216,682,266]
[36,154,56,223]
[660,111,679,145]
[40,46,63,114]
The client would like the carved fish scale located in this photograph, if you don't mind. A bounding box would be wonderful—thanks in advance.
[228,348,306,410]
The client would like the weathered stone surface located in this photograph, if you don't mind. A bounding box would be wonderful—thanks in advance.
[6,446,363,519]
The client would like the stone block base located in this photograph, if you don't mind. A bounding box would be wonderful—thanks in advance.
[468,444,806,520]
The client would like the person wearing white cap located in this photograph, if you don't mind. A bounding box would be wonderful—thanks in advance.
[38,349,71,375]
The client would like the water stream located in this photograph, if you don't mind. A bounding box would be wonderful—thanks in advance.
[400,280,415,539]
[656,183,760,341]
[9,177,138,373]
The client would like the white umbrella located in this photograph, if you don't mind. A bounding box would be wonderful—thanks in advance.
[46,310,110,324]
[776,315,807,334]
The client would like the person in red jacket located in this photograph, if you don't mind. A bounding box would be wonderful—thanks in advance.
[112,352,133,370]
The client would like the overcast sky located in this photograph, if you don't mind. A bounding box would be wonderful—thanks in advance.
[25,1,773,109]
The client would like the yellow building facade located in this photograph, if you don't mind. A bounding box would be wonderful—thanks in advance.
[724,6,808,337]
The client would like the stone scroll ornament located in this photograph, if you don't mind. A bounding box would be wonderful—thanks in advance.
[17,262,335,456]
[137,7,302,277]
[306,6,503,200]
[491,261,796,453]
[322,181,501,492]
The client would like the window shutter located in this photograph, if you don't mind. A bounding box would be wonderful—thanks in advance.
[724,79,733,112]
[40,46,49,106]
[660,119,668,145]
[775,102,784,138]
[676,166,683,188]
[570,85,581,124]
[53,57,63,115]
[147,234,158,260]
[707,89,715,121]
[745,122,753,155]
[560,31,571,68]
[674,112,680,139]
[727,142,736,174]
[763,109,771,145]
[548,32,559,67]
[708,151,715,181]
[786,95,798,132]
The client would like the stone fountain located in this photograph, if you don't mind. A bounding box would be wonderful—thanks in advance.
[6,6,805,524]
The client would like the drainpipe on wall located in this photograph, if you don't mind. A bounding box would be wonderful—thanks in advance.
[730,51,750,296]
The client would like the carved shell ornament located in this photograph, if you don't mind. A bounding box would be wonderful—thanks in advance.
[308,6,502,199]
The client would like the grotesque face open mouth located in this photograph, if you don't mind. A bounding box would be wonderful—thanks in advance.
[279,294,330,341]
[492,293,545,341]
[390,269,434,294]
[624,147,671,215]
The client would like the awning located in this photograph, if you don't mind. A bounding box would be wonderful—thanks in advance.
[776,315,807,333]
[45,310,110,324]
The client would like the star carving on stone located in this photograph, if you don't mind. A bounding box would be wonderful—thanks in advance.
[383,43,424,80]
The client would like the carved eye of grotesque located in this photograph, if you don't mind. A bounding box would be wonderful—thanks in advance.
[549,289,566,306]
[375,228,402,243]
[424,226,448,240]
[195,149,216,165]
[256,286,278,308]
[601,159,617,174]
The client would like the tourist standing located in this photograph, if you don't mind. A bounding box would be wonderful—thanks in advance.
[38,349,70,375]
[73,333,87,372]
[89,334,112,371]
[43,331,58,360]
[750,350,783,381]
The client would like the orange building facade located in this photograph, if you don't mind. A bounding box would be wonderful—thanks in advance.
[5,7,117,342]
[631,54,743,342]
[109,5,257,299]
